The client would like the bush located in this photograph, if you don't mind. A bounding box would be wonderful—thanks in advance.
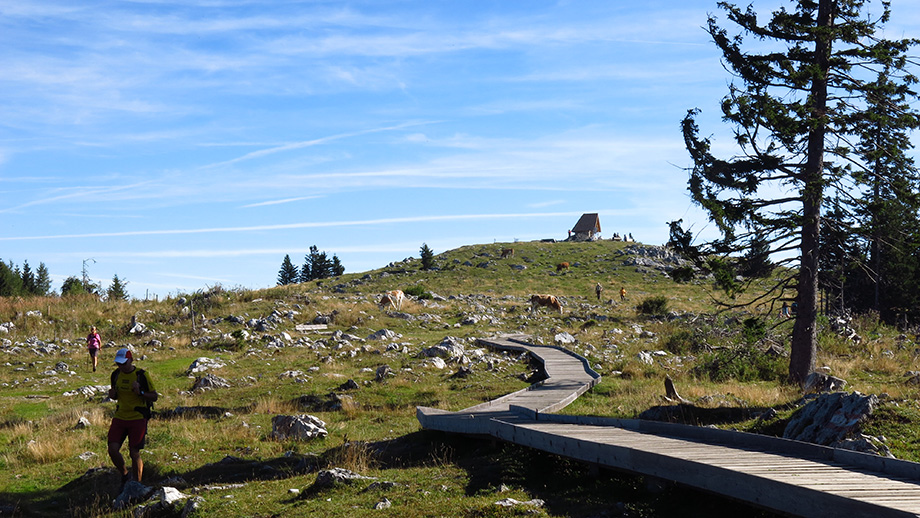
[669,266,695,283]
[741,317,767,344]
[664,329,709,354]
[403,285,432,300]
[636,296,668,316]
[693,345,785,382]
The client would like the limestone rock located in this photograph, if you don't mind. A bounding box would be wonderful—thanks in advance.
[191,373,231,392]
[114,481,154,510]
[270,414,328,441]
[803,371,847,393]
[311,468,376,490]
[783,392,878,447]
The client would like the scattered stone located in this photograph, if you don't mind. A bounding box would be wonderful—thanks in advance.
[310,468,377,490]
[450,366,473,379]
[74,416,91,429]
[77,451,97,461]
[494,498,545,508]
[337,379,359,391]
[803,372,847,393]
[151,486,189,506]
[636,351,654,365]
[191,373,231,392]
[423,357,447,370]
[186,357,226,375]
[180,496,204,517]
[554,332,575,345]
[270,414,328,441]
[374,365,393,382]
[114,481,154,510]
[128,315,148,335]
[420,337,466,363]
[373,497,392,510]
[367,329,399,341]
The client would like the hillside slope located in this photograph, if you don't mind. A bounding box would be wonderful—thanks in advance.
[0,239,917,517]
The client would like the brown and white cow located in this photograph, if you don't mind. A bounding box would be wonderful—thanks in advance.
[530,294,563,315]
[500,248,514,258]
[378,289,405,311]
[556,262,570,272]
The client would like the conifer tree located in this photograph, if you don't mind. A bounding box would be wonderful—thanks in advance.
[331,255,345,277]
[0,261,22,297]
[677,0,920,384]
[20,261,36,295]
[106,274,129,301]
[277,254,299,285]
[34,263,52,296]
[420,243,435,271]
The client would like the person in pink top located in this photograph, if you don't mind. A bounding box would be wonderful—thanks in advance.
[86,326,101,372]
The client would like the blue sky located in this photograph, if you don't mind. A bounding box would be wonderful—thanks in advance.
[2,1,919,299]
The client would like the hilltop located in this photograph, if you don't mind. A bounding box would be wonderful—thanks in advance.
[1,239,918,517]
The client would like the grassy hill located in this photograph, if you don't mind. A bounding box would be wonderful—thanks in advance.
[1,239,918,517]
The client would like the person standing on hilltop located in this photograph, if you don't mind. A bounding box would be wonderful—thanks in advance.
[595,282,603,301]
[86,326,101,372]
[107,348,158,485]
[620,286,627,301]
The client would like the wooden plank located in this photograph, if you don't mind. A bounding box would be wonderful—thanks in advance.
[418,336,920,518]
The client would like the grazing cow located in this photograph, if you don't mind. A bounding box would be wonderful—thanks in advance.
[556,262,570,272]
[378,290,405,311]
[530,294,563,315]
[500,248,514,259]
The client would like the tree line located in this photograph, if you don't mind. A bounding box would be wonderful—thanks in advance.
[0,258,129,300]
[671,0,920,384]
[276,243,436,286]
[276,246,345,285]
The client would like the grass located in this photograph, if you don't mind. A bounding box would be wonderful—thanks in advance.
[0,238,917,517]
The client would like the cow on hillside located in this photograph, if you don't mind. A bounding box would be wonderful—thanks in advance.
[378,290,405,311]
[500,248,514,259]
[556,262,570,272]
[530,294,563,315]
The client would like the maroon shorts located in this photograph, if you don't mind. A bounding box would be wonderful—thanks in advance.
[108,418,148,450]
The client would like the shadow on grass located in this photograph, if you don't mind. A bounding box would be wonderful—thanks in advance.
[7,399,796,518]
[360,430,786,518]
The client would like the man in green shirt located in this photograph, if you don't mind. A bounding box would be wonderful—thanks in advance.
[107,348,158,484]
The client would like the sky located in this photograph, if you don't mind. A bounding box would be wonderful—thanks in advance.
[2,0,919,299]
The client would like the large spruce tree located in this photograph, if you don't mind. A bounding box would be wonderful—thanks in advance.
[678,0,919,384]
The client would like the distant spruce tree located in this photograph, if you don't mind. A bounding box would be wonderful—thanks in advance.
[34,263,52,296]
[331,255,345,276]
[299,246,340,282]
[0,261,22,297]
[277,254,299,285]
[420,243,435,271]
[20,261,36,295]
[106,274,129,301]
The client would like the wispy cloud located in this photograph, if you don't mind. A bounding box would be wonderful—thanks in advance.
[0,212,586,241]
[241,196,321,208]
[201,121,437,168]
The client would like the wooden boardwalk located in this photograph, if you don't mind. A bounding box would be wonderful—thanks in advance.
[416,335,920,518]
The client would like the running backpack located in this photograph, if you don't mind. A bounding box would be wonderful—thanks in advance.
[110,368,154,419]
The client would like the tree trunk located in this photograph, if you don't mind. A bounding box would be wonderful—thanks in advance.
[790,0,835,385]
